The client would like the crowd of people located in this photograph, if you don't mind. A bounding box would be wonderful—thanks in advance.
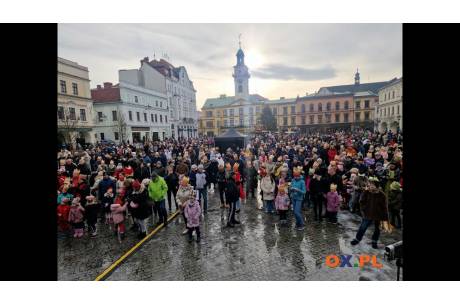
[57,128,403,248]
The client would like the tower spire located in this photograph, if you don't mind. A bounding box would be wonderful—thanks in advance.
[238,33,242,49]
[355,68,360,85]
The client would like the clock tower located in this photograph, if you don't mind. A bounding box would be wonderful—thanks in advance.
[233,37,250,100]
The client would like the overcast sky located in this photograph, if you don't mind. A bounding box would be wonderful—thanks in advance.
[58,24,402,110]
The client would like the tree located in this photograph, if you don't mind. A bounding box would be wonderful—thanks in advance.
[113,109,127,144]
[58,107,80,150]
[260,105,277,132]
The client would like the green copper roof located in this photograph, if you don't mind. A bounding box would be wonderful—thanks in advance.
[202,94,267,109]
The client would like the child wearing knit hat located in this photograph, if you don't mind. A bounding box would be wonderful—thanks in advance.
[68,197,85,238]
[275,184,290,226]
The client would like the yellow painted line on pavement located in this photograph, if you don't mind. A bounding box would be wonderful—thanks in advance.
[95,210,180,281]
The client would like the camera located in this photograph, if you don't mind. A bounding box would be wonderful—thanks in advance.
[385,240,403,261]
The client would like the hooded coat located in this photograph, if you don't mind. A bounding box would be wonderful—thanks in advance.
[359,190,389,221]
[184,199,201,228]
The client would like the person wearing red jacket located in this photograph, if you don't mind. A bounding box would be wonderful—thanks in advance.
[57,200,71,236]
[328,146,337,162]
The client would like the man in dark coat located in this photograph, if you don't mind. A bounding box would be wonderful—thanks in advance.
[351,177,389,249]
[225,172,241,227]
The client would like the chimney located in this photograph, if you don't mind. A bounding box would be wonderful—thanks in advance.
[140,57,149,65]
[280,97,285,100]
[97,85,101,89]
[103,82,112,89]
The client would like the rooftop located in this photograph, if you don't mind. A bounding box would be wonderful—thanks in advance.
[202,94,267,109]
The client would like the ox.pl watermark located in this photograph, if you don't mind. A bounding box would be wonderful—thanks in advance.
[325,254,383,268]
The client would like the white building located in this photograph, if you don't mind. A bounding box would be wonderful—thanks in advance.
[91,58,170,143]
[148,59,198,139]
[376,77,403,132]
[57,57,95,146]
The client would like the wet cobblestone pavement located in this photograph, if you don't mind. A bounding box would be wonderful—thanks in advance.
[58,188,402,281]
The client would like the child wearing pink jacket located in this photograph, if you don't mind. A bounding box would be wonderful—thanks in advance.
[275,184,290,226]
[326,184,341,224]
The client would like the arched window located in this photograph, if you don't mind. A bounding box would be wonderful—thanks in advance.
[310,104,314,112]
[344,101,349,110]
[335,101,340,110]
[327,102,331,111]
[301,104,306,113]
[318,103,322,112]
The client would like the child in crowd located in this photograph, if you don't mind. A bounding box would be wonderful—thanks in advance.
[68,196,85,238]
[275,184,290,226]
[326,183,341,224]
[184,190,201,243]
[102,187,114,226]
[85,194,99,237]
[57,196,71,237]
[176,176,194,235]
[111,188,128,241]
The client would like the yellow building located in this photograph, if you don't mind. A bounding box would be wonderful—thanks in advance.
[58,57,95,146]
[264,97,297,132]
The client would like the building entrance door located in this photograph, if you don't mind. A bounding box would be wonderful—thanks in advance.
[152,132,159,141]
[132,132,141,143]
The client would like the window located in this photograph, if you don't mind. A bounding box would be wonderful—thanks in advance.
[240,118,244,126]
[60,80,67,93]
[128,111,133,121]
[238,85,242,93]
[365,112,370,120]
[206,111,212,117]
[355,112,360,122]
[355,101,360,109]
[156,101,158,107]
[317,115,322,124]
[160,115,163,123]
[160,101,163,108]
[301,116,306,124]
[57,106,64,120]
[239,108,244,115]
[344,113,349,123]
[97,111,103,121]
[291,105,296,114]
[272,108,277,115]
[283,117,288,125]
[291,116,295,125]
[301,104,306,113]
[229,109,234,116]
[318,103,322,112]
[100,133,105,140]
[397,105,400,114]
[114,132,119,140]
[325,114,331,123]
[310,115,314,124]
[165,116,168,123]
[224,109,228,117]
[136,112,140,121]
[230,119,234,126]
[335,114,340,122]
[144,113,147,122]
[112,111,118,121]
[224,119,228,127]
[326,103,331,111]
[72,83,78,95]
[392,91,395,99]
[151,114,154,122]
[310,104,314,112]
[80,109,86,121]
[392,107,394,115]
[364,100,370,108]
[69,108,76,120]
[384,93,387,101]
[206,121,213,128]
[134,96,138,103]
[283,107,288,115]
[344,101,349,110]
[155,114,158,122]
[335,101,340,110]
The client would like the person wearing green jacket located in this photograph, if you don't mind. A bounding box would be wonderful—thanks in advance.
[148,172,169,226]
